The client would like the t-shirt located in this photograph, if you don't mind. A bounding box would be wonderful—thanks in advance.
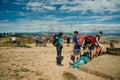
[73,36,80,49]
[12,37,16,41]
[58,37,62,44]
[96,35,100,41]
[35,36,39,41]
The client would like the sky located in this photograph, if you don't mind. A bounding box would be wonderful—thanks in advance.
[0,0,120,33]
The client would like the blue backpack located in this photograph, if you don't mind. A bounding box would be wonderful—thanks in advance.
[69,56,88,68]
[52,35,58,47]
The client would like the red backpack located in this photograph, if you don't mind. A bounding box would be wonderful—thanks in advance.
[84,35,96,44]
[77,34,84,45]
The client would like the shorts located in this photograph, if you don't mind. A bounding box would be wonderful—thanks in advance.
[35,40,39,43]
[89,44,95,50]
[12,41,17,43]
[73,49,80,55]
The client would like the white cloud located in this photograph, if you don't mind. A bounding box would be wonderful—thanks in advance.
[60,5,70,10]
[90,15,120,21]
[2,0,7,3]
[27,2,42,7]
[48,0,70,5]
[28,20,59,25]
[60,0,120,14]
[0,20,9,23]
[43,6,56,10]
[26,1,56,11]
[61,15,120,23]
[18,12,25,16]
[25,0,120,13]
[12,2,25,5]
[0,19,120,33]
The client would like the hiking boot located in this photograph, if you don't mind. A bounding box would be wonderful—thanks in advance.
[57,64,64,66]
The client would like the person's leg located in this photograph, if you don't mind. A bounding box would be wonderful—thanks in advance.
[91,50,95,58]
[89,44,95,59]
[35,40,37,46]
[77,49,80,60]
[87,49,90,60]
[73,50,77,61]
[14,41,17,47]
[89,50,92,60]
[56,45,62,65]
[16,41,20,46]
[74,49,80,61]
[59,46,64,65]
[12,41,14,47]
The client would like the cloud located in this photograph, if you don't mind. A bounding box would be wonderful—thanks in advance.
[12,2,25,5]
[0,0,119,25]
[24,0,120,14]
[26,1,56,11]
[0,18,120,33]
[60,0,120,14]
[0,19,59,32]
[0,20,9,23]
[61,15,120,23]
[90,15,120,21]
[27,2,42,7]
[28,20,59,25]
[43,6,56,10]
[48,0,70,5]
[18,12,25,16]
[2,0,8,3]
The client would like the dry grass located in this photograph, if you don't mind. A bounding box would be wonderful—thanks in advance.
[35,71,43,76]
[107,48,120,55]
[63,71,79,80]
[20,67,30,72]
[12,73,24,80]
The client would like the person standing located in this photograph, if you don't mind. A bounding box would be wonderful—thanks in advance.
[84,35,96,60]
[11,36,17,47]
[35,36,39,46]
[95,31,103,47]
[73,31,80,61]
[95,31,105,53]
[56,32,64,66]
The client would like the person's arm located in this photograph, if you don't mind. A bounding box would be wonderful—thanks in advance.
[60,40,63,46]
[73,42,75,50]
[96,37,99,45]
[61,38,64,45]
[96,37,102,47]
[72,37,75,50]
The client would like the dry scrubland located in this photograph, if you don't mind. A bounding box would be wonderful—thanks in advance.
[0,36,120,80]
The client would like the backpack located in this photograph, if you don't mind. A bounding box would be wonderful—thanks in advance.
[52,35,58,47]
[77,34,84,46]
[95,47,101,57]
[84,35,96,44]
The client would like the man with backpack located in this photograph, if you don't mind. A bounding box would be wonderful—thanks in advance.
[84,35,96,60]
[73,31,81,61]
[53,32,64,66]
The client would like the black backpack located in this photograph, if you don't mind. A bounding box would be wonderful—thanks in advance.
[52,35,59,47]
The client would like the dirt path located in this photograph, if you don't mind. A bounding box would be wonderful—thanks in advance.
[0,44,107,80]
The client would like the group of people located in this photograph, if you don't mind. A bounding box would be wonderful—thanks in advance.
[54,31,105,68]
[35,36,47,47]
[11,36,21,47]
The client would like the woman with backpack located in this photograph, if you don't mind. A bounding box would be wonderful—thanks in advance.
[56,32,64,66]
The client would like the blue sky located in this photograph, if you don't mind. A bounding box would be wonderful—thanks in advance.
[0,0,120,33]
